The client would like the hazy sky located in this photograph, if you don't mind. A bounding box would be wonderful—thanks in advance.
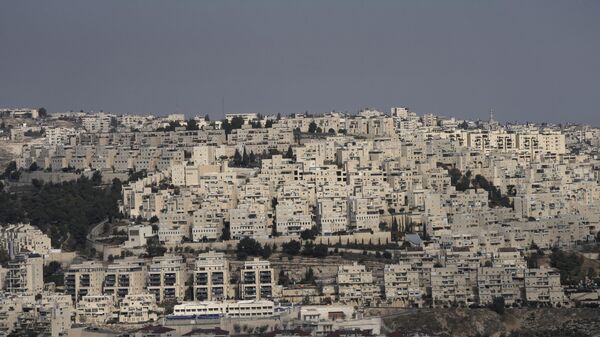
[1,1,599,124]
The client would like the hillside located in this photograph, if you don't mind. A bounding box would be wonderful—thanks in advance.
[382,307,600,337]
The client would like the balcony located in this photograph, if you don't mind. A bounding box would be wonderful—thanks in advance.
[195,276,208,285]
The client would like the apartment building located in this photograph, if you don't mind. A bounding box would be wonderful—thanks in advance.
[337,263,380,304]
[193,251,230,301]
[476,267,519,306]
[275,199,315,236]
[192,209,224,242]
[118,293,159,323]
[64,261,105,301]
[6,254,44,295]
[317,198,349,235]
[524,267,566,306]
[103,259,147,300]
[383,264,422,307]
[0,224,51,257]
[230,203,270,239]
[430,265,472,307]
[12,294,73,337]
[170,300,275,319]
[147,255,187,303]
[76,295,116,324]
[240,258,275,300]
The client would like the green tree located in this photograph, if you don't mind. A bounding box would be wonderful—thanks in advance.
[236,237,264,260]
[261,243,272,258]
[186,119,199,130]
[490,297,505,315]
[284,146,294,160]
[303,267,315,284]
[146,237,166,257]
[282,240,302,255]
[300,226,318,241]
[233,149,242,166]
[308,121,318,133]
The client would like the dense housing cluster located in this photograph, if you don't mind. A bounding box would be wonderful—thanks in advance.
[0,106,599,337]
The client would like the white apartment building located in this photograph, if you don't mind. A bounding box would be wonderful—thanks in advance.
[192,209,224,242]
[193,251,230,301]
[170,300,274,319]
[524,267,566,306]
[476,267,519,306]
[82,113,113,133]
[336,262,380,304]
[230,203,270,239]
[430,265,472,307]
[240,258,275,300]
[347,197,380,232]
[147,255,187,303]
[118,293,159,323]
[103,258,147,301]
[383,264,422,307]
[317,198,348,235]
[275,199,315,236]
[6,254,44,295]
[124,225,155,248]
[76,295,116,324]
[0,224,51,257]
[64,261,105,301]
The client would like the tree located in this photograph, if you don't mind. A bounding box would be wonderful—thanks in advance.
[230,116,244,129]
[300,226,318,241]
[303,267,315,284]
[236,237,264,260]
[490,297,505,315]
[221,119,232,134]
[29,162,39,171]
[328,128,336,134]
[38,107,47,118]
[233,149,242,166]
[284,146,294,160]
[312,244,328,258]
[448,168,462,186]
[261,244,272,258]
[1,161,17,179]
[186,119,199,130]
[221,222,231,240]
[282,240,302,255]
[242,148,249,166]
[91,171,102,185]
[146,237,166,257]
[308,121,318,133]
[391,218,399,241]
[278,270,290,286]
[0,176,122,250]
[265,120,273,128]
[550,249,584,284]
[302,241,314,256]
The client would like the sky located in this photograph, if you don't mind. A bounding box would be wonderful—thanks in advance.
[1,1,599,124]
